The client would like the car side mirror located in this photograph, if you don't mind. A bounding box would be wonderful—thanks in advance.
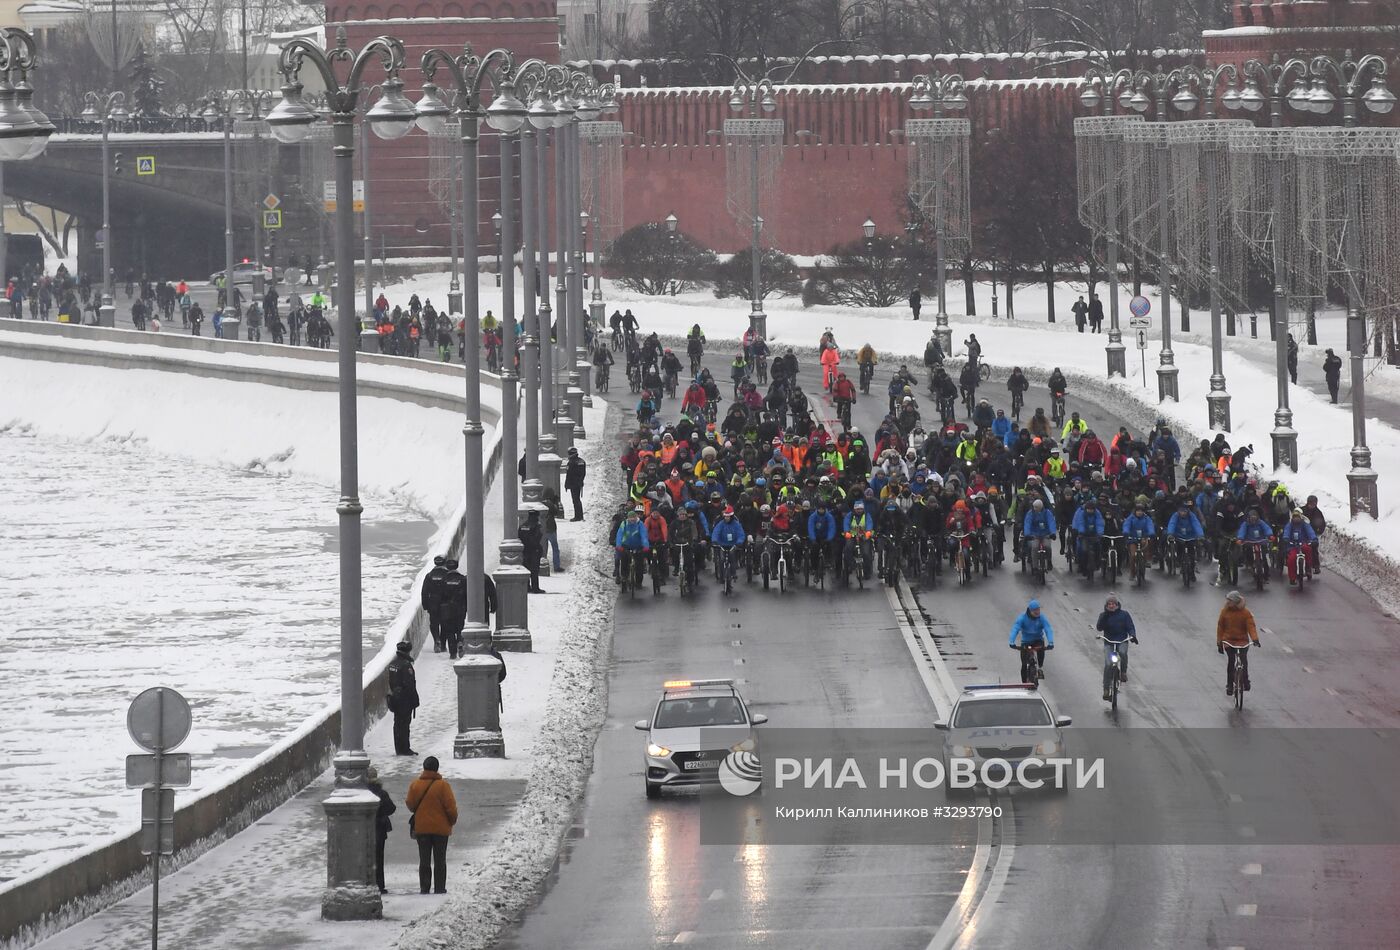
[1055,716,1072,728]
[933,720,949,731]
[634,719,650,731]
[751,713,768,725]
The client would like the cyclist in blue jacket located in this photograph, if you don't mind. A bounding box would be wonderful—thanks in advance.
[710,506,747,581]
[1280,508,1319,582]
[1009,599,1055,676]
[614,508,651,583]
[1071,498,1107,577]
[1021,499,1057,565]
[808,501,838,566]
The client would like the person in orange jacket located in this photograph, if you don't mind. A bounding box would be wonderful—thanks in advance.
[406,756,458,894]
[820,344,841,391]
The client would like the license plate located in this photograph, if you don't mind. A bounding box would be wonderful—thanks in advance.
[684,759,720,770]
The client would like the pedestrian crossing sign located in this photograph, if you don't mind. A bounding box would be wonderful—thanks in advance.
[136,156,155,176]
[262,209,283,229]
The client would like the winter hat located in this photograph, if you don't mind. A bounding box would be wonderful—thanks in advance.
[367,767,379,783]
[434,555,446,566]
[1027,600,1041,612]
[396,641,412,655]
[1225,590,1243,604]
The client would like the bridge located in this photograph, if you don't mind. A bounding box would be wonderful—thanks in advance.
[8,130,318,281]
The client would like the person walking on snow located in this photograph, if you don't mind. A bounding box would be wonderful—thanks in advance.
[386,641,419,756]
[1322,348,1342,403]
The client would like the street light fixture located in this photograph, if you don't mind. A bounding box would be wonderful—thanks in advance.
[0,28,50,317]
[907,69,969,354]
[862,217,876,241]
[266,25,412,922]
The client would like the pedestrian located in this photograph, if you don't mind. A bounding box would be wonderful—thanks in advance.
[542,486,565,571]
[565,446,586,521]
[1072,295,1088,332]
[519,510,545,593]
[1095,593,1138,700]
[909,287,922,321]
[421,555,450,652]
[406,756,457,895]
[438,559,468,659]
[1322,348,1342,402]
[1216,590,1261,696]
[387,641,419,756]
[1287,333,1298,384]
[484,573,498,630]
[1088,293,1104,332]
[367,767,396,894]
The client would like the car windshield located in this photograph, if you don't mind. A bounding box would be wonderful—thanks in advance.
[952,699,1052,728]
[654,696,747,728]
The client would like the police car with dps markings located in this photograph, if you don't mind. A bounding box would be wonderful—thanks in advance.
[635,679,767,798]
[934,684,1073,795]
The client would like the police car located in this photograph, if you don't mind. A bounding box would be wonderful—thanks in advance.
[934,684,1072,794]
[635,679,767,798]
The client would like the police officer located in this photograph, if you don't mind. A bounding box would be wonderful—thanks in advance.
[421,555,450,652]
[386,641,419,756]
[438,558,469,659]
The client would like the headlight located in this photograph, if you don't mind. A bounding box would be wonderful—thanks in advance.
[951,744,975,758]
[1033,740,1061,756]
[646,743,672,758]
[731,737,756,753]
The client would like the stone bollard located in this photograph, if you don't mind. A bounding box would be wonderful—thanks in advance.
[98,301,116,328]
[453,654,505,758]
[567,386,586,440]
[461,620,492,656]
[520,479,550,577]
[554,414,575,457]
[538,433,563,499]
[321,787,384,919]
[493,539,533,652]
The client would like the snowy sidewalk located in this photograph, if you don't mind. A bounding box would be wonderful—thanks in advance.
[30,399,609,950]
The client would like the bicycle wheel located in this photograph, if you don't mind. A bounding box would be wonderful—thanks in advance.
[1110,668,1119,711]
[1235,662,1245,710]
[978,363,991,383]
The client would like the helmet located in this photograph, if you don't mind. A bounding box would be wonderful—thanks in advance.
[820,475,832,484]
[755,477,767,487]
[760,504,771,514]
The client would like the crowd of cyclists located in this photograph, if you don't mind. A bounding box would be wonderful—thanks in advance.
[606,317,1329,604]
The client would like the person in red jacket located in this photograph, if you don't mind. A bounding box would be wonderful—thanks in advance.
[1077,430,1107,469]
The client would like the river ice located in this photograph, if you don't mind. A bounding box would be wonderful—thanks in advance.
[0,428,433,883]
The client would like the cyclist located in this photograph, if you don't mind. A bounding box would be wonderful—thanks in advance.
[1095,593,1138,700]
[807,501,839,572]
[1235,507,1273,583]
[1166,500,1206,568]
[820,342,841,391]
[857,343,878,392]
[686,326,705,373]
[644,505,670,582]
[1280,508,1320,582]
[1021,498,1057,567]
[1007,366,1029,417]
[1061,410,1088,441]
[710,506,747,581]
[842,500,875,581]
[681,378,708,418]
[729,352,749,397]
[963,333,982,367]
[831,371,857,426]
[1216,590,1261,696]
[971,398,995,436]
[957,361,979,413]
[1048,367,1067,401]
[614,507,651,582]
[670,507,703,582]
[636,389,659,425]
[1008,599,1055,677]
[1122,502,1156,570]
[1072,497,1106,578]
[592,340,614,383]
[923,333,945,372]
[1211,496,1244,585]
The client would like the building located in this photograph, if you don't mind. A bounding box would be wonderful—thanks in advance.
[556,0,651,59]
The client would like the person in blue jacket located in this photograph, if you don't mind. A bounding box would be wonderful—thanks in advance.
[1279,508,1319,582]
[1021,498,1057,566]
[991,408,1012,443]
[1071,498,1106,577]
[1009,599,1055,676]
[1165,501,1206,566]
[1122,502,1156,566]
[1234,507,1273,582]
[614,508,651,583]
[710,506,747,580]
[808,501,838,567]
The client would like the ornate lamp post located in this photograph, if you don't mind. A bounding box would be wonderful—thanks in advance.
[1080,66,1139,377]
[80,90,127,326]
[264,26,417,920]
[1301,51,1394,518]
[415,44,532,656]
[0,30,51,316]
[907,70,969,355]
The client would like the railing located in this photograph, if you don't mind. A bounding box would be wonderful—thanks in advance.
[49,115,222,135]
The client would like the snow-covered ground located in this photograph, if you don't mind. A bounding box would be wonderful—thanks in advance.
[0,353,474,885]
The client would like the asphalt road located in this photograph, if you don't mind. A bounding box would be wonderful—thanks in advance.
[497,344,1400,949]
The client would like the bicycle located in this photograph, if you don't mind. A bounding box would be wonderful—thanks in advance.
[1126,539,1150,587]
[1100,634,1130,711]
[1050,391,1067,428]
[611,325,623,351]
[1101,534,1123,585]
[1077,535,1102,582]
[1286,542,1314,589]
[677,542,699,597]
[977,362,992,384]
[715,545,738,596]
[807,541,827,590]
[664,370,678,400]
[1011,388,1024,421]
[835,397,853,431]
[1018,642,1044,684]
[1223,641,1254,711]
[755,353,768,385]
[1179,539,1198,588]
[627,363,642,394]
[649,547,668,596]
[858,361,875,395]
[689,351,702,376]
[842,533,872,590]
[595,363,610,392]
[949,532,974,586]
[618,549,645,598]
[1216,538,1239,587]
[1026,536,1052,585]
[1241,539,1269,592]
[878,533,902,587]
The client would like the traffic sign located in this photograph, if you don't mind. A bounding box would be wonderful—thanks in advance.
[323,180,336,212]
[140,788,175,857]
[262,209,283,229]
[136,155,155,176]
[263,193,280,211]
[127,687,192,753]
[142,786,175,823]
[1129,295,1151,318]
[1136,330,1148,350]
[126,753,192,788]
[352,180,365,213]
[1128,315,1152,330]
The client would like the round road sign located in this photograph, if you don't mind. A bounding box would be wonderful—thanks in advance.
[127,687,192,753]
[1129,295,1151,318]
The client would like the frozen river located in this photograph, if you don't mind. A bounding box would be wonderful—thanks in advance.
[0,428,435,883]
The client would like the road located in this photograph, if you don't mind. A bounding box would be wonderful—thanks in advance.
[497,346,1400,949]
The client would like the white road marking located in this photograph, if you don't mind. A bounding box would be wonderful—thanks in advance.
[1324,687,1339,697]
[1229,793,1243,803]
[1238,826,1256,838]
[1241,863,1262,875]
[673,931,696,943]
[708,888,725,901]
[1302,665,1314,674]
[1236,904,1258,916]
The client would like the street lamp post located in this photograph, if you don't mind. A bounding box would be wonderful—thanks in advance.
[1240,54,1312,470]
[0,33,51,314]
[81,90,127,327]
[1080,67,1138,377]
[907,71,969,355]
[265,26,417,920]
[415,44,532,655]
[492,209,502,287]
[1306,51,1394,518]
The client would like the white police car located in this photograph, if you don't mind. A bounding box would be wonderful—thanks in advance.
[635,679,767,798]
[934,684,1072,795]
